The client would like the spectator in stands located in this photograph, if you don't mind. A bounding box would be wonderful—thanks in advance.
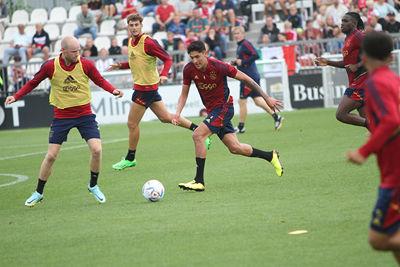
[11,55,29,91]
[283,21,297,41]
[286,4,302,31]
[326,0,348,26]
[200,0,213,22]
[374,0,397,18]
[173,39,186,79]
[0,60,8,94]
[139,0,159,17]
[3,24,31,64]
[215,0,236,30]
[163,31,179,52]
[152,0,175,34]
[104,0,116,19]
[316,0,333,9]
[88,0,103,24]
[204,28,224,60]
[168,15,186,36]
[96,48,114,72]
[323,15,337,38]
[211,8,230,53]
[121,0,138,19]
[264,0,292,22]
[28,23,50,61]
[175,0,196,24]
[385,11,400,33]
[370,13,383,31]
[109,37,122,55]
[314,5,327,29]
[185,30,198,46]
[82,47,93,58]
[74,3,97,40]
[84,37,98,57]
[364,23,374,33]
[186,7,210,40]
[258,16,280,44]
[0,0,8,36]
[121,45,129,54]
[302,20,322,55]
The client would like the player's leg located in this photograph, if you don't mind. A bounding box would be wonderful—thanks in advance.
[253,96,284,131]
[87,138,105,203]
[336,90,367,127]
[150,99,212,149]
[112,101,145,170]
[178,122,211,191]
[221,132,283,176]
[235,98,247,133]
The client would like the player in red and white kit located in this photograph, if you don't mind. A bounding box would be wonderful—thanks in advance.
[5,36,124,207]
[346,32,400,264]
[173,41,284,191]
[315,12,369,128]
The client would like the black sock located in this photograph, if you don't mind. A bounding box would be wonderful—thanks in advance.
[90,171,99,187]
[194,157,206,185]
[238,122,245,130]
[36,179,47,194]
[250,147,273,162]
[272,113,278,120]
[189,123,198,131]
[125,150,136,161]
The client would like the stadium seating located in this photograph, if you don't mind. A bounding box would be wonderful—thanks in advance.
[68,5,81,23]
[24,25,36,37]
[99,20,116,36]
[52,39,62,55]
[61,22,78,37]
[44,24,60,41]
[94,36,111,51]
[152,31,167,45]
[30,8,48,25]
[3,26,18,42]
[142,16,155,34]
[10,10,29,26]
[116,34,126,47]
[251,4,264,24]
[48,7,67,24]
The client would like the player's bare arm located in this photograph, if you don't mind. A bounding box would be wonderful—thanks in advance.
[315,57,345,68]
[173,84,190,125]
[346,149,366,164]
[5,96,16,105]
[112,89,124,98]
[107,61,122,71]
[235,70,283,112]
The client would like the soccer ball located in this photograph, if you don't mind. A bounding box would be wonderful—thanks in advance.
[142,180,165,202]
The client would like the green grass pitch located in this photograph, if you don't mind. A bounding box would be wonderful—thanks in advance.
[0,108,396,266]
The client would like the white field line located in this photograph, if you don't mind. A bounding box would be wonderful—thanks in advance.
[0,138,128,161]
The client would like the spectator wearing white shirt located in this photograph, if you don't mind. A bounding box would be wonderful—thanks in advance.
[96,48,114,73]
[326,0,348,26]
[175,0,196,24]
[74,3,97,40]
[3,24,31,64]
[374,0,397,18]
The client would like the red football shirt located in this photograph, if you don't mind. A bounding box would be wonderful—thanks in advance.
[183,57,237,112]
[342,29,368,85]
[359,65,400,187]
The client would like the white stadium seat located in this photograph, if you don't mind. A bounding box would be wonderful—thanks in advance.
[116,34,127,47]
[61,22,78,37]
[94,36,111,51]
[30,8,48,25]
[152,31,167,45]
[24,25,36,38]
[52,39,62,55]
[10,10,29,26]
[3,26,18,42]
[142,17,155,34]
[78,37,88,47]
[68,5,81,22]
[49,7,67,24]
[44,24,60,41]
[99,20,116,36]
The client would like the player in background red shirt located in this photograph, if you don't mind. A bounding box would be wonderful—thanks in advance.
[346,32,400,264]
[315,12,369,128]
[5,36,124,207]
[172,41,284,191]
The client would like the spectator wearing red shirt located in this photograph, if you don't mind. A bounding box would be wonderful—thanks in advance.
[152,0,175,34]
[121,0,138,19]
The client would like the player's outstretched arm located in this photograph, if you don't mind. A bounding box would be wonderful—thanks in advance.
[315,57,345,68]
[346,149,366,165]
[173,84,190,126]
[107,61,122,71]
[235,70,283,112]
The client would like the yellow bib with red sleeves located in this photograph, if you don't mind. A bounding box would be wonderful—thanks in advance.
[128,35,159,86]
[49,55,91,109]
